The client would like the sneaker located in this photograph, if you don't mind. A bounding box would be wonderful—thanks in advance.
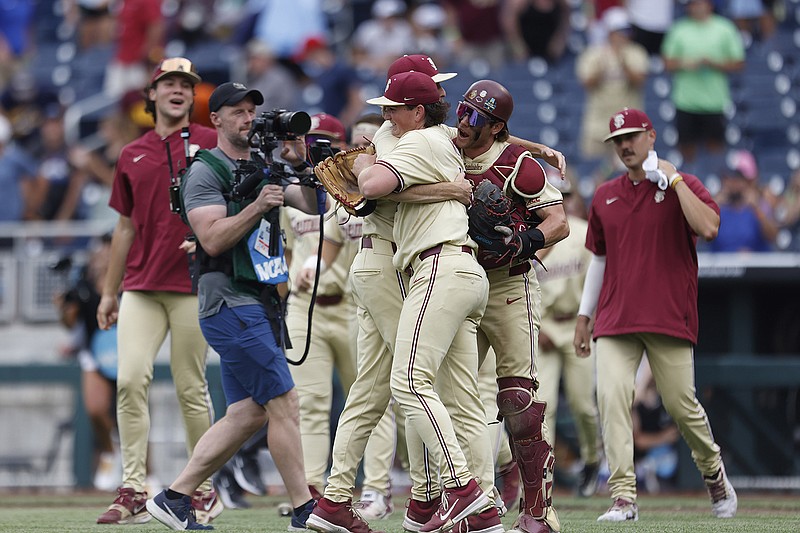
[420,479,490,533]
[94,452,121,492]
[497,461,520,512]
[704,467,738,518]
[231,452,266,496]
[453,506,504,533]
[146,490,213,530]
[354,489,394,521]
[97,487,152,524]
[192,490,224,524]
[597,498,638,522]
[403,497,441,533]
[576,462,600,498]
[213,467,251,510]
[289,499,317,532]
[306,497,385,533]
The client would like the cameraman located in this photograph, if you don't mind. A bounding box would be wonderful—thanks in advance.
[146,82,318,531]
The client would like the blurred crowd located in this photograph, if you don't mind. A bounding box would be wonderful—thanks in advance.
[0,0,799,251]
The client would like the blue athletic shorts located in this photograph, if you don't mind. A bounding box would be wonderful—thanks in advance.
[200,303,294,406]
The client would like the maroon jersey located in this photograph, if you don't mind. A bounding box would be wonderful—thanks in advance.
[110,123,217,292]
[585,172,719,344]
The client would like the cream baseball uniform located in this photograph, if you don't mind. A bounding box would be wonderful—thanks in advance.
[533,215,599,467]
[283,205,360,493]
[381,124,491,492]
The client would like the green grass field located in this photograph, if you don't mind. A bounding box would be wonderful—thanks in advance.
[0,491,798,533]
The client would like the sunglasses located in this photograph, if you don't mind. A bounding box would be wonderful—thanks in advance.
[456,102,492,127]
[158,57,197,75]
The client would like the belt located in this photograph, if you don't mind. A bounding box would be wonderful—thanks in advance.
[361,235,397,253]
[406,244,473,276]
[314,294,343,306]
[509,263,531,277]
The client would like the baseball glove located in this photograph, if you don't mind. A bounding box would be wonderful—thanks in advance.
[313,145,377,217]
[467,180,517,259]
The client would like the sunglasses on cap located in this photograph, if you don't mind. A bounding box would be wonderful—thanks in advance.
[456,102,492,128]
[159,57,196,73]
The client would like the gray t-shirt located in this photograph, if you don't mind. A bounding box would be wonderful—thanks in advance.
[183,147,261,318]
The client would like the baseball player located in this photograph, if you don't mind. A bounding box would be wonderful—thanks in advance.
[532,173,600,498]
[456,79,569,533]
[358,71,493,533]
[95,57,219,526]
[574,108,736,522]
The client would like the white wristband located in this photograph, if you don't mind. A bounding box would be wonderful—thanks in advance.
[302,255,327,273]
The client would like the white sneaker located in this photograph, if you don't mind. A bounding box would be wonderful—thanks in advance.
[353,489,393,520]
[597,498,638,522]
[93,452,121,491]
[704,466,738,518]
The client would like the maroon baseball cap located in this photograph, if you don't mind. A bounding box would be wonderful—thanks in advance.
[366,71,440,107]
[308,113,346,140]
[604,108,653,141]
[150,57,201,86]
[387,54,457,83]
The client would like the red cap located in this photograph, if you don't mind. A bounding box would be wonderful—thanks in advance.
[150,57,201,87]
[387,54,457,83]
[308,113,346,140]
[604,108,653,141]
[366,71,440,107]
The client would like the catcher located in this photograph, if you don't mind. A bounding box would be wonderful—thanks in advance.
[457,80,569,533]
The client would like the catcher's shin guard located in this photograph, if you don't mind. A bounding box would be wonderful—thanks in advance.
[497,377,555,522]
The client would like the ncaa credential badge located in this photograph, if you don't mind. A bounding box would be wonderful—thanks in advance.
[655,190,665,203]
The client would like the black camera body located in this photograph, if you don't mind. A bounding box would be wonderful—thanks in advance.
[248,109,311,146]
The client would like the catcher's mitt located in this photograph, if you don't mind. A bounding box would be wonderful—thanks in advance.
[313,145,377,217]
[468,180,517,260]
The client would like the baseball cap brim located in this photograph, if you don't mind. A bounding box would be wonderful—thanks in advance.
[366,95,405,106]
[604,126,649,142]
[431,72,457,83]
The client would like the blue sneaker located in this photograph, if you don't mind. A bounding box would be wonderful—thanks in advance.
[146,490,214,530]
[288,499,316,531]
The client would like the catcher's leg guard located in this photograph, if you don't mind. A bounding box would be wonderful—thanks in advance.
[497,377,559,532]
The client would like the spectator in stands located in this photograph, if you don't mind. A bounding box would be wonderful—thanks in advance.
[68,103,142,224]
[250,0,327,60]
[297,37,364,127]
[33,105,84,221]
[661,0,744,163]
[0,112,38,228]
[65,0,115,51]
[776,169,800,251]
[576,7,649,164]
[726,0,776,42]
[441,0,507,70]
[0,0,34,90]
[710,162,778,252]
[103,0,165,98]
[501,0,571,64]
[633,358,680,494]
[627,0,674,56]
[245,39,300,112]
[351,0,415,78]
[409,3,452,67]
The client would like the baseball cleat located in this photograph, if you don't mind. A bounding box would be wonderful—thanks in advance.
[306,497,385,533]
[354,489,394,521]
[453,506,504,533]
[403,497,441,533]
[597,498,638,522]
[576,462,600,498]
[97,487,152,524]
[419,479,490,533]
[704,466,737,518]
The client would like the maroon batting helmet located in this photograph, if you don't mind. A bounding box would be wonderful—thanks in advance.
[461,80,513,124]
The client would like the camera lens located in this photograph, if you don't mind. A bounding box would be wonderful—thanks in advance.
[276,111,311,136]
